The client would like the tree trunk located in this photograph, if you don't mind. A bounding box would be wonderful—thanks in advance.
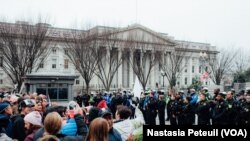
[17,81,22,93]
[85,80,90,94]
[142,83,146,92]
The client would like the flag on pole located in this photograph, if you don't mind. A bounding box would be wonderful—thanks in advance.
[133,76,143,99]
[200,71,209,82]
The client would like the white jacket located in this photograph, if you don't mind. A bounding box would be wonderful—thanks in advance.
[113,107,145,141]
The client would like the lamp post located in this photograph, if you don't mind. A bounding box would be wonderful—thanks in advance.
[199,52,207,72]
[161,70,167,88]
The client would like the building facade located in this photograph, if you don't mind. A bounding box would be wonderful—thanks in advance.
[0,22,218,100]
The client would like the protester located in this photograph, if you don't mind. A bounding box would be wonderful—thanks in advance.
[0,102,13,137]
[12,98,34,141]
[99,108,122,141]
[24,111,42,141]
[85,117,109,141]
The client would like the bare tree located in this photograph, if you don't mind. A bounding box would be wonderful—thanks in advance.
[94,28,125,91]
[159,41,189,91]
[231,49,250,83]
[125,32,162,91]
[0,20,52,91]
[64,28,99,94]
[206,48,237,85]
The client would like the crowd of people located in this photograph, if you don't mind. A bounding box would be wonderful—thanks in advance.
[0,90,144,141]
[1,87,250,141]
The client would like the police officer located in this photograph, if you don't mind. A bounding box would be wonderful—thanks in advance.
[178,96,194,125]
[237,90,246,107]
[196,93,211,125]
[157,95,166,125]
[176,91,184,125]
[75,93,83,107]
[82,93,90,107]
[212,92,228,125]
[225,91,238,125]
[169,95,178,125]
[146,92,158,125]
[240,94,250,125]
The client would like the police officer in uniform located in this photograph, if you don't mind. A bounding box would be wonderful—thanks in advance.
[196,93,211,125]
[157,95,166,125]
[178,96,193,125]
[76,93,83,107]
[176,91,184,125]
[169,95,178,125]
[146,92,158,125]
[240,94,250,125]
[212,92,228,125]
[225,91,238,125]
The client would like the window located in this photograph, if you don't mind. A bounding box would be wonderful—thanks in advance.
[76,59,80,69]
[0,79,3,84]
[199,66,202,73]
[185,68,187,73]
[192,66,195,73]
[52,59,56,69]
[64,49,69,55]
[64,59,69,69]
[192,58,196,64]
[185,77,188,85]
[39,63,44,68]
[0,56,3,67]
[205,66,208,72]
[205,81,208,85]
[39,58,44,68]
[52,48,57,54]
[177,81,180,85]
[76,80,80,85]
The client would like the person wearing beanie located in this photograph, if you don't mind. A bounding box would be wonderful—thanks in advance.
[11,98,34,141]
[99,108,122,141]
[88,107,100,125]
[97,100,108,109]
[24,111,42,141]
[0,102,13,138]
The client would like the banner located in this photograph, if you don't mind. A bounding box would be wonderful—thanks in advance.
[133,76,143,99]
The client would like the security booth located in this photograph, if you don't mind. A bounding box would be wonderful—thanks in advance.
[24,74,79,101]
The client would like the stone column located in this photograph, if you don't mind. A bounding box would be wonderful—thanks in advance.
[129,50,134,89]
[150,50,156,89]
[117,48,123,88]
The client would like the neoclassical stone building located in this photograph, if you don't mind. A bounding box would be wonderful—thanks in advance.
[0,21,217,100]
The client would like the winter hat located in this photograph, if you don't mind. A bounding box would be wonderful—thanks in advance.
[97,100,108,109]
[67,101,80,110]
[0,102,9,113]
[24,111,42,126]
[88,107,100,123]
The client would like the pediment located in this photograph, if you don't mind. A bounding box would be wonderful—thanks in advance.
[113,24,176,46]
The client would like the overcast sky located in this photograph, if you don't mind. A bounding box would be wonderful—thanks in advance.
[0,0,249,51]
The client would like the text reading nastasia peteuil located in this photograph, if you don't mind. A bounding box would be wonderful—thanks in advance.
[146,128,247,138]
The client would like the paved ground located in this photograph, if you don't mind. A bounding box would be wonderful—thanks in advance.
[54,101,200,125]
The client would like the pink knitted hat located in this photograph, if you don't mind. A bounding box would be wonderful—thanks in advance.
[24,111,42,126]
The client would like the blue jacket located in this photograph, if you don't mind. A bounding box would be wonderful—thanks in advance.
[61,118,77,136]
[0,114,12,137]
[190,93,198,105]
[109,128,122,141]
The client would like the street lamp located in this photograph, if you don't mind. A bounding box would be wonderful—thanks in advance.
[199,52,207,72]
[161,70,167,88]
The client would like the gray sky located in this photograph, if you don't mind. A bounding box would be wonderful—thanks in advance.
[0,0,249,50]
